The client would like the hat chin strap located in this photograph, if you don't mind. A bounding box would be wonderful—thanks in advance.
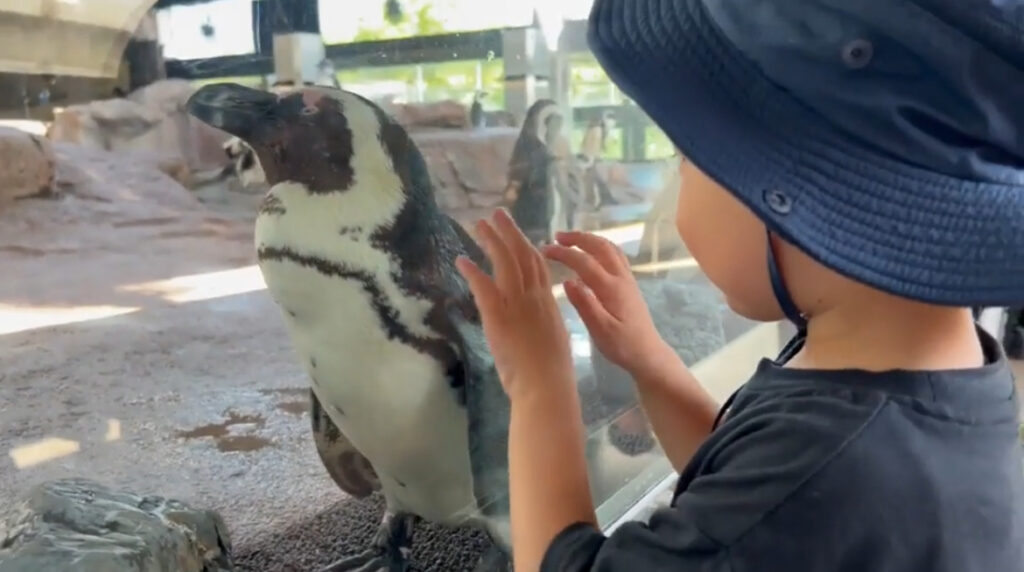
[766,230,808,332]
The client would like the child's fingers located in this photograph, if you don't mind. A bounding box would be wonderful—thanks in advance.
[555,231,629,276]
[492,208,543,288]
[542,244,615,299]
[456,256,501,316]
[475,218,522,294]
[564,278,616,332]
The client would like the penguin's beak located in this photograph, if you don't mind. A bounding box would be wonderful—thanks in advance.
[186,83,278,142]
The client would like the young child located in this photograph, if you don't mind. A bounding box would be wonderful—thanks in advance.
[455,0,1024,570]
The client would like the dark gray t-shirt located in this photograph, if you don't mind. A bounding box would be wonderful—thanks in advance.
[542,328,1024,571]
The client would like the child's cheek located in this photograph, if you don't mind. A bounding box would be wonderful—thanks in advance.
[674,162,783,322]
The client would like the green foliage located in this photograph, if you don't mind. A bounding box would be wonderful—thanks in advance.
[335,57,505,109]
[645,127,676,160]
[415,4,446,36]
[567,52,621,107]
[353,0,451,42]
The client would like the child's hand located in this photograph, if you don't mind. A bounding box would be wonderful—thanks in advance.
[455,209,575,402]
[543,231,667,377]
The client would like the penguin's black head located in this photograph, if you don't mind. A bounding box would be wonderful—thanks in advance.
[521,99,562,148]
[187,82,427,198]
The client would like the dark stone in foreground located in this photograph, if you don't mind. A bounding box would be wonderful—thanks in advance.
[0,478,232,572]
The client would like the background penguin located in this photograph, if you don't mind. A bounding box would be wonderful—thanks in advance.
[576,110,618,209]
[469,91,487,129]
[504,99,568,245]
[186,82,515,572]
[317,58,343,89]
[544,109,583,234]
[220,135,264,187]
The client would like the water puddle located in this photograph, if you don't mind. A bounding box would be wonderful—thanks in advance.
[177,411,272,452]
[276,400,307,416]
[259,387,307,398]
[216,435,274,452]
[260,388,308,418]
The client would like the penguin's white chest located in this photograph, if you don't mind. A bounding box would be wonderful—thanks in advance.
[255,208,479,525]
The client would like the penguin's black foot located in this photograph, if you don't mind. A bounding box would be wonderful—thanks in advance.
[472,545,511,572]
[317,512,420,572]
[317,549,415,572]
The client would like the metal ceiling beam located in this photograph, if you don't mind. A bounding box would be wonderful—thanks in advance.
[166,27,508,80]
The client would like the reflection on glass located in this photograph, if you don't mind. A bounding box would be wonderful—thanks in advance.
[0,2,787,570]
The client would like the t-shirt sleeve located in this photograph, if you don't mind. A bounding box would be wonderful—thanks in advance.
[541,390,883,571]
[540,513,728,572]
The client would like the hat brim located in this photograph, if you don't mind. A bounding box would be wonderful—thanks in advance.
[588,0,1024,306]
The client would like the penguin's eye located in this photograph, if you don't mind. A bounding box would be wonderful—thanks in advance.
[301,106,319,116]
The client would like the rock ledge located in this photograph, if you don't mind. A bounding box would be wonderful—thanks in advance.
[0,478,233,572]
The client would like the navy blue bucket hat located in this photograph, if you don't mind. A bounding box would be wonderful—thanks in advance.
[587,0,1024,306]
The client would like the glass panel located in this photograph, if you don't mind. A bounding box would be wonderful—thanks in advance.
[0,2,791,571]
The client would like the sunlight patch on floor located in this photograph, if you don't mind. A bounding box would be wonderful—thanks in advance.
[117,265,266,303]
[9,437,81,469]
[105,419,122,442]
[8,418,123,470]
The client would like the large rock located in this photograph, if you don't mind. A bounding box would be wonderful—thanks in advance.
[384,99,471,130]
[46,79,233,179]
[0,126,56,205]
[412,127,518,213]
[47,98,163,151]
[0,478,233,572]
[130,80,233,175]
[483,110,518,128]
[0,142,221,260]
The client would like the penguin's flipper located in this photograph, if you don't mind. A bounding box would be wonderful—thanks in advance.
[444,215,491,274]
[434,219,512,535]
[310,390,381,498]
[444,302,512,531]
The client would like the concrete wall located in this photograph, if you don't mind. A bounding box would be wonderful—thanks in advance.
[0,0,158,119]
[0,73,126,120]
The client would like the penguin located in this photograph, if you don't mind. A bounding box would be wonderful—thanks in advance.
[185,82,513,572]
[219,80,328,189]
[543,108,583,234]
[578,110,613,162]
[505,99,566,246]
[576,110,618,209]
[220,135,264,188]
[469,91,487,129]
[317,58,342,90]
